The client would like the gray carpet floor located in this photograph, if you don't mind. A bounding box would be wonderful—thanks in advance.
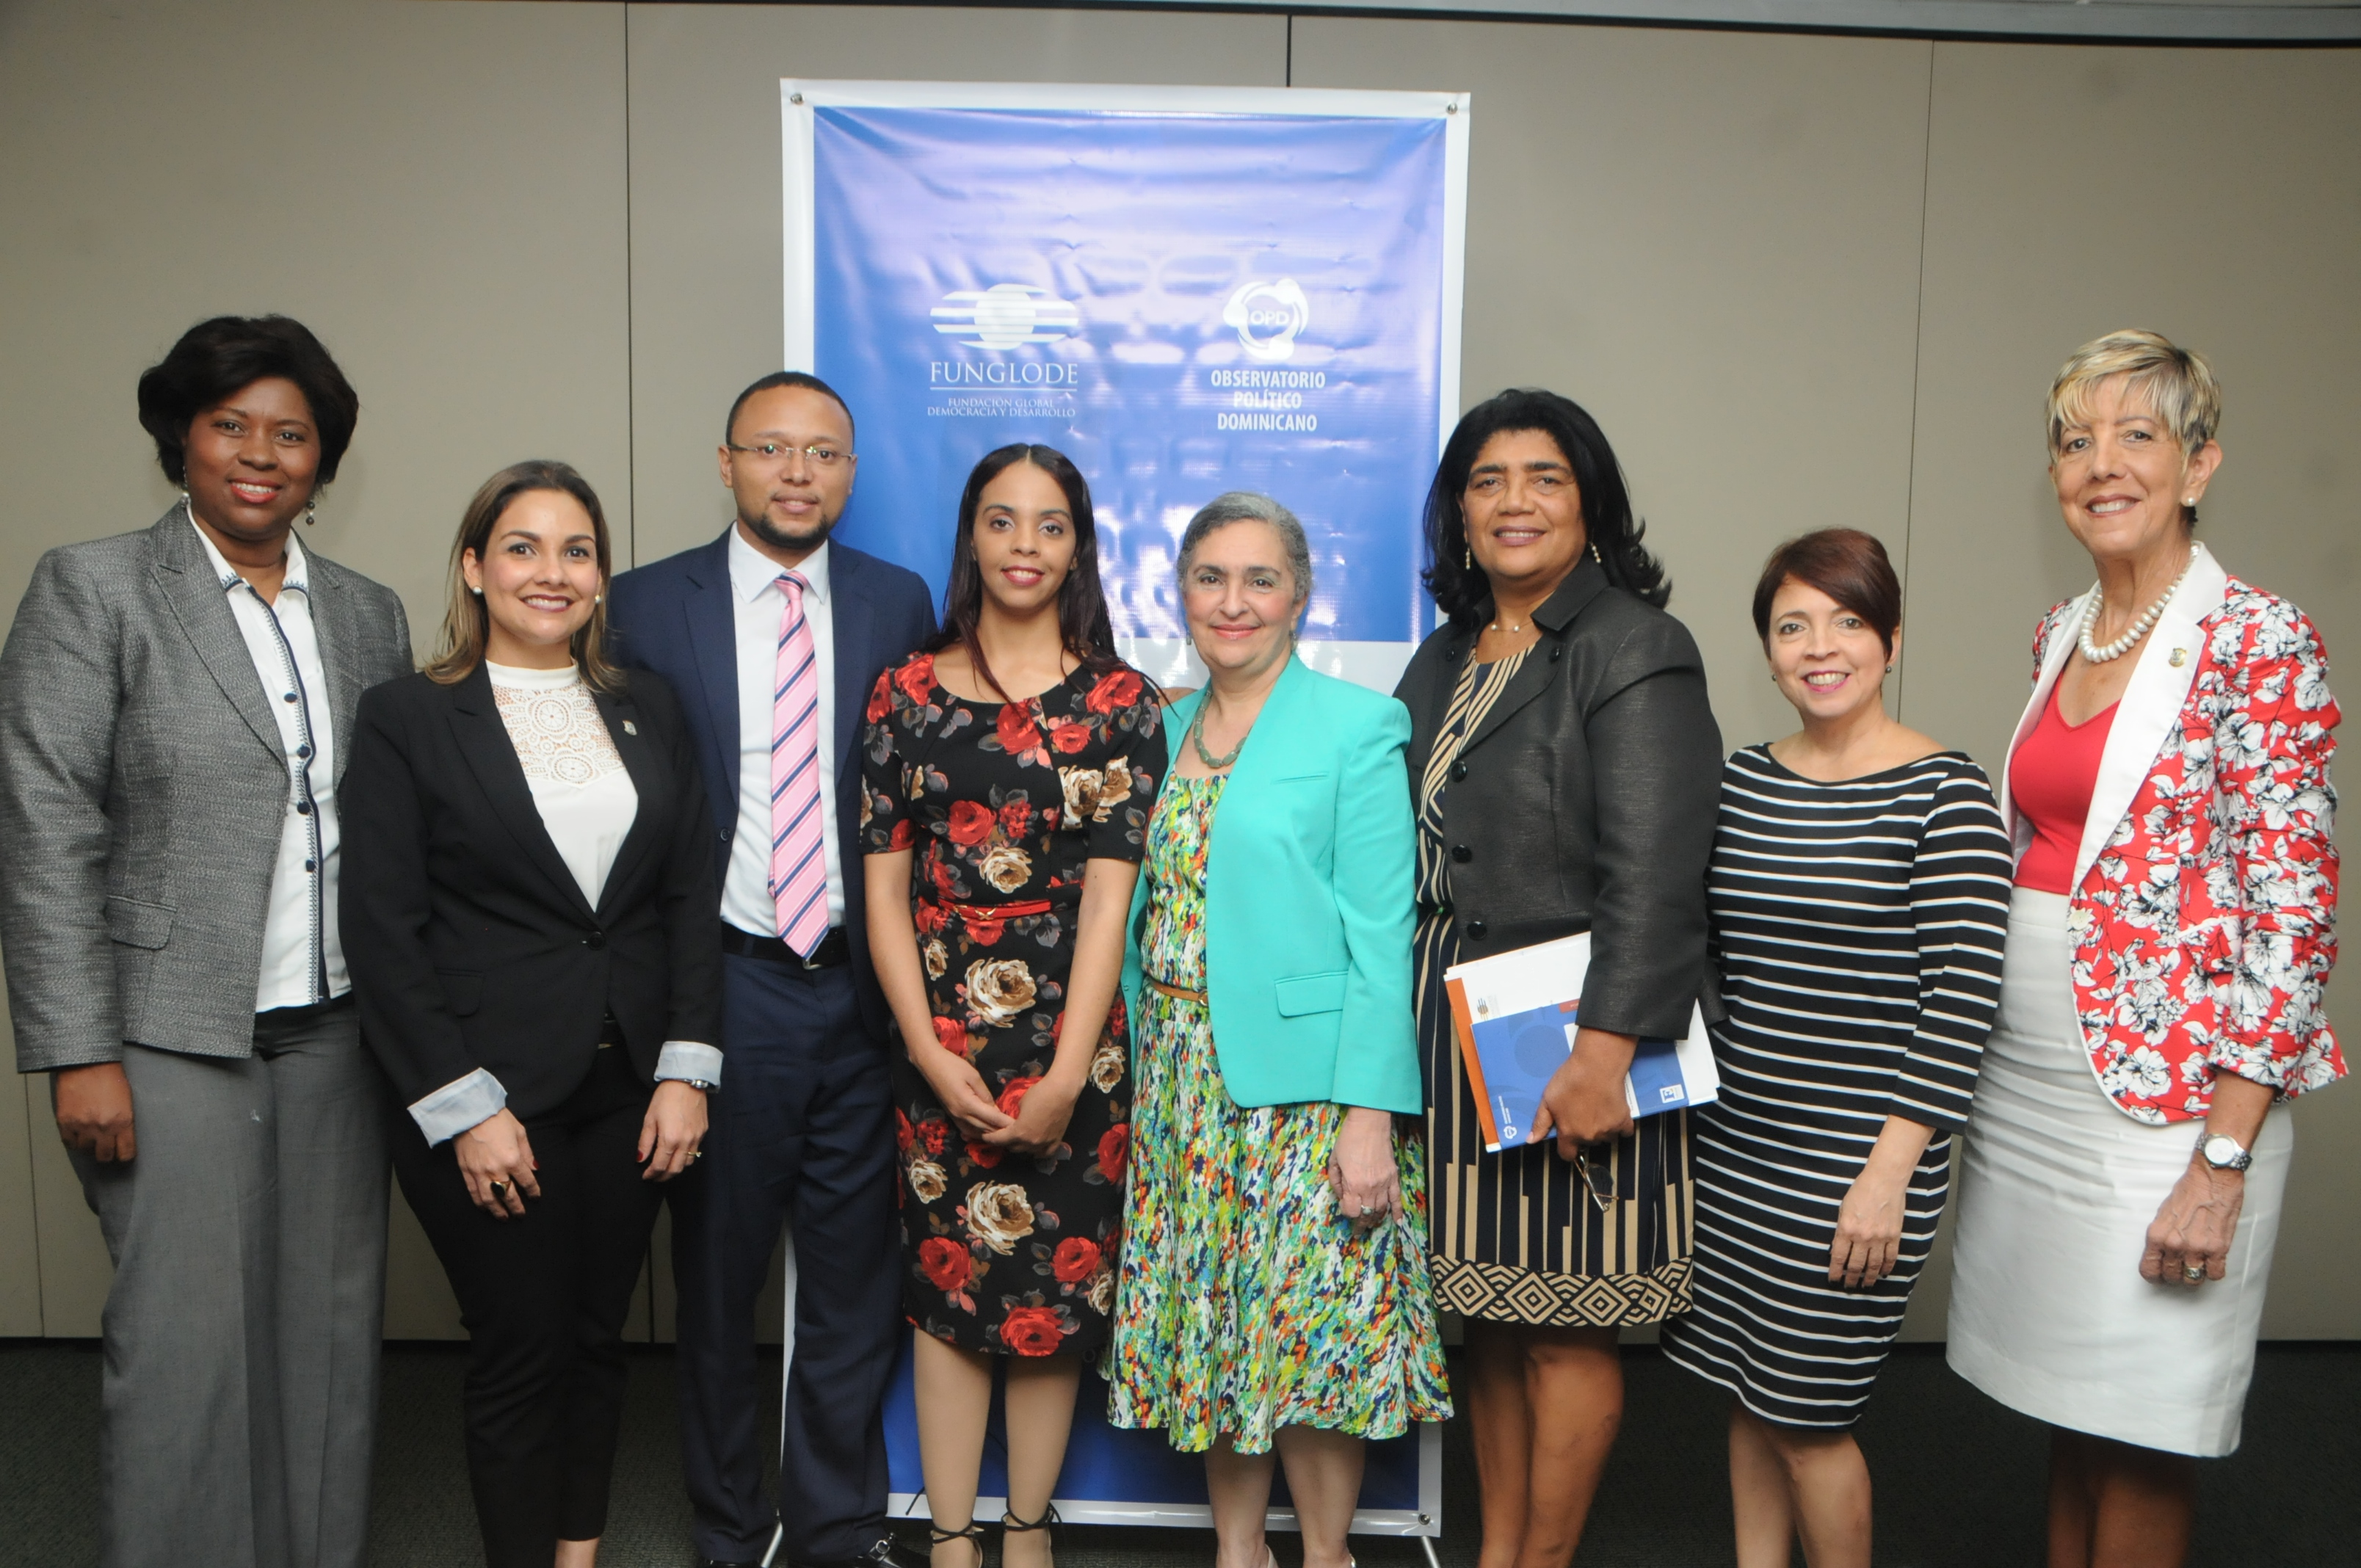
[1,1341,2353,1567]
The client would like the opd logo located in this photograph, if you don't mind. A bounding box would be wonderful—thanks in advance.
[932,284,1081,351]
[1223,278,1309,363]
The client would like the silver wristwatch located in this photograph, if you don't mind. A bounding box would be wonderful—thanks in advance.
[2199,1133,2253,1172]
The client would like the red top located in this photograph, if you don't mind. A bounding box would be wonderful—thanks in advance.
[2010,682,2118,894]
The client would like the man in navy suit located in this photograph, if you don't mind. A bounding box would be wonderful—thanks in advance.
[606,372,934,1568]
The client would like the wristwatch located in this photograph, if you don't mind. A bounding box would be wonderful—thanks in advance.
[2199,1133,2253,1173]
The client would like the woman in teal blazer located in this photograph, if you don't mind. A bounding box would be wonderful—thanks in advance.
[1103,493,1450,1568]
[1114,661,1422,1114]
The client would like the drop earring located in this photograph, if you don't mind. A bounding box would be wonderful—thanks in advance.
[1463,543,1472,571]
[1589,540,1604,565]
[302,496,317,527]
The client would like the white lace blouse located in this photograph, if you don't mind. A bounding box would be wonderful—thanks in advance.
[489,661,639,904]
[403,661,721,1145]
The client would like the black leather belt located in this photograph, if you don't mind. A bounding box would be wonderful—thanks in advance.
[719,922,851,973]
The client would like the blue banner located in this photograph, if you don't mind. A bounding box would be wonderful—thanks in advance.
[788,85,1468,689]
[780,84,1462,1535]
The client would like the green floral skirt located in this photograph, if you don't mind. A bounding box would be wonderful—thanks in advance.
[1103,982,1454,1453]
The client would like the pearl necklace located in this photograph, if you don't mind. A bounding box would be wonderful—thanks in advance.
[2078,551,2194,664]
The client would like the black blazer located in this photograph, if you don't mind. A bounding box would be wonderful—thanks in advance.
[1393,557,1723,1042]
[341,662,722,1123]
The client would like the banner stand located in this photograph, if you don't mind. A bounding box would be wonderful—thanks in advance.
[766,1261,1444,1568]
[764,73,1468,1568]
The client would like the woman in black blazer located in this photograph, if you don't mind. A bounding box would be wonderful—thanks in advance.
[1392,390,1722,1567]
[342,460,720,1568]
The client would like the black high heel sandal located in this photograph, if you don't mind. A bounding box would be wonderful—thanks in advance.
[1001,1504,1061,1563]
[930,1520,989,1568]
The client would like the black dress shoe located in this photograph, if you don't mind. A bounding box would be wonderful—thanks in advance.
[699,1559,764,1568]
[794,1534,928,1568]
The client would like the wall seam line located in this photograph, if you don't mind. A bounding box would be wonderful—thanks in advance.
[1896,37,1936,725]
[624,2,639,572]
[623,2,654,1343]
[18,1076,44,1335]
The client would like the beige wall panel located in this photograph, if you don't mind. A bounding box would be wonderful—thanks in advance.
[26,1091,111,1337]
[0,1057,43,1335]
[1294,18,1935,749]
[623,3,1288,570]
[382,1189,467,1341]
[1907,42,2361,1337]
[0,0,633,1332]
[1905,42,2361,770]
[0,0,631,633]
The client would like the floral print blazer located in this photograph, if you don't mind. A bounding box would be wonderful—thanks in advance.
[1998,542,2342,1125]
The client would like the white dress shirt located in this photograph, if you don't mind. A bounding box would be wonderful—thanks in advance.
[404,660,722,1146]
[719,528,845,936]
[192,512,343,1012]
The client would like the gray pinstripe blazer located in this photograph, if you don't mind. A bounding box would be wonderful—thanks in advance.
[0,508,413,1071]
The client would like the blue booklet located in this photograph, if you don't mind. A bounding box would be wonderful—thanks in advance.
[1446,933,1718,1153]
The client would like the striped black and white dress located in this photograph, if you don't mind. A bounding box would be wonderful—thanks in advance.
[1658,747,2010,1429]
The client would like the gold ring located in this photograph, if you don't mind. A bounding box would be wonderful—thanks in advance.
[490,1180,509,1197]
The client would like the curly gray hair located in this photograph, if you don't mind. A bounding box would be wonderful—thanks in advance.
[1175,491,1313,609]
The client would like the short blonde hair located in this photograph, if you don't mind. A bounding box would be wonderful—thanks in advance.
[2046,329,2223,460]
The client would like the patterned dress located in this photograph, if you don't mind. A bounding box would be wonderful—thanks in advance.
[1105,775,1453,1453]
[860,654,1167,1358]
[1418,649,1698,1326]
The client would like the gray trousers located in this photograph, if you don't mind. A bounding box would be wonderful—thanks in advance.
[68,1001,389,1568]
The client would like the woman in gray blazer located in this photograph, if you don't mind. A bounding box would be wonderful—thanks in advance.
[0,315,413,1568]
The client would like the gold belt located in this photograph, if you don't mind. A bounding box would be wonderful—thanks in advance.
[1144,976,1208,1004]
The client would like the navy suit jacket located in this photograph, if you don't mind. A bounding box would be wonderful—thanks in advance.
[606,529,936,1035]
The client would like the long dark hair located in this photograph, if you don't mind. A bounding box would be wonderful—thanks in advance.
[924,444,1120,700]
[1421,388,1671,630]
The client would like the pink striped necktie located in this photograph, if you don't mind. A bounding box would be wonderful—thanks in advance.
[769,570,830,957]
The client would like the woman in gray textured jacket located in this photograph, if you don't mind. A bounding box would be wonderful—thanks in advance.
[0,316,412,1568]
[1393,388,1722,1568]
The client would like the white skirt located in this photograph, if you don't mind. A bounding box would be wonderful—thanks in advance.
[1945,887,2291,1458]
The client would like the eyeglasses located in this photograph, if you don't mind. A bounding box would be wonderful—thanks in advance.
[1573,1143,1618,1212]
[725,441,848,468]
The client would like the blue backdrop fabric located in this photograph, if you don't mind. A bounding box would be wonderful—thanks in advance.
[808,102,1451,647]
[794,87,1450,1532]
[878,1328,1430,1526]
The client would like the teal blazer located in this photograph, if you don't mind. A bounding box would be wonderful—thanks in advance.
[1120,656,1421,1114]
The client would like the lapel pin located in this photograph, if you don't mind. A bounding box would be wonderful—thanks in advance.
[2169,648,2187,667]
[623,719,638,736]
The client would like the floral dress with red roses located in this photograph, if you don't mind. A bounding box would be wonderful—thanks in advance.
[861,653,1167,1358]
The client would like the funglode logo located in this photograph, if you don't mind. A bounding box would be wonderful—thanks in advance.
[932,283,1081,350]
[1222,278,1309,363]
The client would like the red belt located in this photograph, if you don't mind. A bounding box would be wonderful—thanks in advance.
[933,898,1053,923]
